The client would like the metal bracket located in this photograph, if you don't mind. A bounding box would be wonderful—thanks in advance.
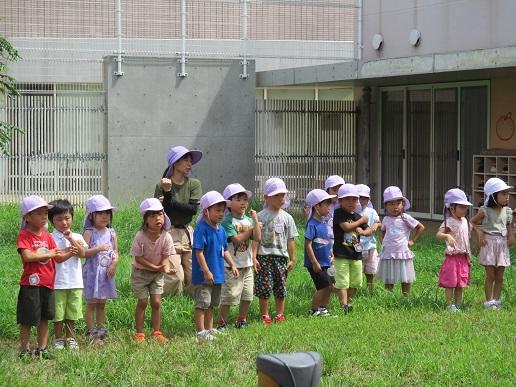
[240,59,249,79]
[114,54,125,76]
[177,54,188,78]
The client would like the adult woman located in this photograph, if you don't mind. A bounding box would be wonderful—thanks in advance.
[155,146,203,295]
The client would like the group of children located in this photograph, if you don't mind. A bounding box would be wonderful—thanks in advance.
[15,173,512,357]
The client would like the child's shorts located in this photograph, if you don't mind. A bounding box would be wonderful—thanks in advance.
[54,289,83,322]
[17,285,55,326]
[376,259,416,284]
[438,254,470,288]
[193,284,222,309]
[334,258,362,289]
[221,266,254,305]
[479,235,511,267]
[362,248,379,275]
[306,266,334,290]
[254,255,288,299]
[131,267,165,299]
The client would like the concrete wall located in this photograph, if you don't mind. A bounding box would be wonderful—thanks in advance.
[363,0,516,61]
[104,56,256,205]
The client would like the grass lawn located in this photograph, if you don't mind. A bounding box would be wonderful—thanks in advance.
[0,202,514,386]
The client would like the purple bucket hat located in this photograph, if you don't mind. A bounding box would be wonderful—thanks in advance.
[139,198,171,230]
[223,183,253,200]
[200,191,229,211]
[264,178,289,196]
[84,195,117,229]
[166,146,202,176]
[20,195,53,229]
[324,175,345,191]
[444,188,472,208]
[305,189,336,219]
[338,184,359,199]
[383,186,410,211]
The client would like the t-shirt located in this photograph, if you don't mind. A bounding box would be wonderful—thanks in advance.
[333,209,367,260]
[155,175,202,226]
[130,230,175,269]
[221,213,254,268]
[304,217,332,268]
[257,208,299,258]
[359,207,380,251]
[321,202,339,240]
[479,206,513,236]
[192,218,227,285]
[17,228,57,289]
[52,230,87,289]
[439,217,471,255]
[380,214,420,258]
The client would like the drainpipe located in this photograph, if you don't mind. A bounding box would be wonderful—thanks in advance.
[114,0,124,76]
[357,0,363,60]
[240,0,249,79]
[178,0,188,77]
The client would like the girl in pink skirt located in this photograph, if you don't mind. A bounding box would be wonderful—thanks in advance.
[470,178,513,310]
[436,189,472,312]
[377,186,425,296]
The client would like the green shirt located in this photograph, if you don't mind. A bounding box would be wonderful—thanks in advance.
[154,177,202,226]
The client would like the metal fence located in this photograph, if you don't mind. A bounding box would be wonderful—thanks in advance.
[255,99,357,212]
[0,83,106,204]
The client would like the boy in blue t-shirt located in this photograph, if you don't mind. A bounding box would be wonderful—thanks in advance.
[192,191,239,341]
[304,189,336,317]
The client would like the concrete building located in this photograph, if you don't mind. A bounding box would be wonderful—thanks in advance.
[257,0,516,219]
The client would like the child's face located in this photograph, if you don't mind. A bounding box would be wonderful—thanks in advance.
[24,207,49,232]
[146,211,165,232]
[385,199,403,216]
[339,196,357,212]
[205,202,226,225]
[51,211,73,233]
[450,204,468,219]
[495,190,510,206]
[228,194,249,216]
[359,196,369,209]
[314,199,332,218]
[93,210,112,229]
[265,193,286,210]
[327,185,341,203]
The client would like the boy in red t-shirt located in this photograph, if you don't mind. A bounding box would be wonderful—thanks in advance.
[17,196,70,360]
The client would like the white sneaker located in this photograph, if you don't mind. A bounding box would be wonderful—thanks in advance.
[484,300,497,310]
[494,300,502,309]
[196,330,216,341]
[317,308,336,317]
[208,328,225,336]
[446,304,459,313]
[52,338,65,350]
[66,337,80,350]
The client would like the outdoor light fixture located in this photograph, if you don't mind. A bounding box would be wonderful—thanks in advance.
[409,29,421,46]
[372,33,383,50]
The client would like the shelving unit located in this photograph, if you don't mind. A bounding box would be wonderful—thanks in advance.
[472,154,516,214]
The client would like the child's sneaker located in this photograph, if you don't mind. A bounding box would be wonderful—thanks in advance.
[52,338,65,350]
[65,337,79,350]
[309,309,321,317]
[35,347,54,360]
[87,328,103,346]
[18,349,33,361]
[133,332,145,343]
[484,300,497,310]
[235,319,248,329]
[97,326,108,340]
[342,304,352,314]
[261,314,273,325]
[196,330,216,341]
[208,328,226,336]
[317,308,335,317]
[217,320,229,331]
[274,314,285,323]
[446,304,459,313]
[494,300,502,309]
[151,331,168,343]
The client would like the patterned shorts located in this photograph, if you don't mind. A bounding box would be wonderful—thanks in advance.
[254,255,288,299]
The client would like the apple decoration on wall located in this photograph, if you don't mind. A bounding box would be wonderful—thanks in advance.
[496,112,515,141]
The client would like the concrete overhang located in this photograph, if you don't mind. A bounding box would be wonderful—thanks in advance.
[257,45,516,88]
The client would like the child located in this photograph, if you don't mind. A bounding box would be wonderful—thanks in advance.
[255,178,298,324]
[218,183,261,330]
[356,184,381,289]
[130,198,176,343]
[377,186,424,296]
[17,196,66,359]
[192,191,239,340]
[436,189,472,312]
[470,177,513,310]
[323,175,345,243]
[48,200,87,350]
[82,195,119,344]
[304,189,336,317]
[333,184,371,312]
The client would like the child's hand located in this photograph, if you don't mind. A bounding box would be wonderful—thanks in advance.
[253,258,261,272]
[107,262,117,277]
[478,233,487,246]
[446,234,457,248]
[408,240,414,248]
[249,209,258,220]
[98,244,110,252]
[203,270,214,285]
[160,178,172,192]
[312,261,322,273]
[68,246,79,256]
[287,259,296,272]
[52,249,65,260]
[360,215,369,224]
[231,266,239,278]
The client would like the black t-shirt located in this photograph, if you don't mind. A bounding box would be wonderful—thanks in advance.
[333,209,368,260]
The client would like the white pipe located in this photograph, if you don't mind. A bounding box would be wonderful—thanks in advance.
[178,0,188,77]
[240,0,248,79]
[115,0,123,76]
[357,0,363,60]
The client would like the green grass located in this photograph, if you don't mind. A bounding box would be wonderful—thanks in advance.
[0,203,514,386]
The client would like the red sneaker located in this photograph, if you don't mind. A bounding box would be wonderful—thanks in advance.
[261,314,273,325]
[275,314,285,323]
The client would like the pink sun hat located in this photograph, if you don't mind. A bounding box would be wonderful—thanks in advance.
[223,183,253,200]
[383,186,410,211]
[20,195,53,229]
[166,146,203,176]
[84,195,117,229]
[444,188,472,208]
[305,189,336,219]
[139,198,171,230]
